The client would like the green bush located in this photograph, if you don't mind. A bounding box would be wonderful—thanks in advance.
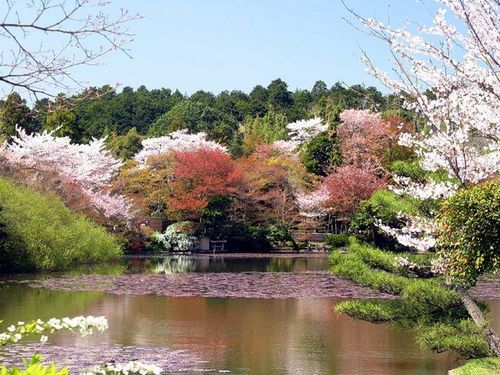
[324,233,349,248]
[0,178,122,272]
[300,131,341,176]
[437,178,500,287]
[351,189,420,230]
[388,160,426,180]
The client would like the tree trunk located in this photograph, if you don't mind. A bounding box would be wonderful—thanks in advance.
[456,284,500,356]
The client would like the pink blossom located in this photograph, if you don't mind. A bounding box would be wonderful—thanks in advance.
[1,127,132,220]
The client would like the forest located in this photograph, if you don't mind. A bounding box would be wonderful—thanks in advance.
[0,79,414,253]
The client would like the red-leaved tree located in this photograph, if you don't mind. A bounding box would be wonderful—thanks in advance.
[167,148,242,219]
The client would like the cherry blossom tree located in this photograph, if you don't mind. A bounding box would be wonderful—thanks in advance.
[345,0,500,354]
[1,127,132,220]
[272,117,328,154]
[337,109,396,168]
[295,187,331,218]
[346,0,499,187]
[322,165,386,218]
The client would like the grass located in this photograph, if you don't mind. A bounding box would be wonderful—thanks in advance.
[449,358,500,375]
[0,178,122,272]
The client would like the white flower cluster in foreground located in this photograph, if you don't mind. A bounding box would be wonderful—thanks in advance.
[0,316,108,346]
[390,176,457,200]
[134,129,227,166]
[1,316,163,374]
[82,361,163,375]
[375,215,437,253]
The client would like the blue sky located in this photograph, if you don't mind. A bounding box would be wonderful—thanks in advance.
[77,0,437,95]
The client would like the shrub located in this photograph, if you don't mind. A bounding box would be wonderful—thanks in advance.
[300,131,341,176]
[152,221,198,252]
[0,178,122,272]
[351,189,420,230]
[324,233,349,248]
[388,160,426,180]
[437,178,500,287]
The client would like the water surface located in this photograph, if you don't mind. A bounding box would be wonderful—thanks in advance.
[1,254,498,375]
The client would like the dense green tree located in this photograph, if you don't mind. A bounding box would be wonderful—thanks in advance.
[44,107,77,138]
[190,90,216,106]
[215,90,250,122]
[267,79,293,112]
[30,98,50,134]
[0,92,32,141]
[148,100,237,139]
[300,131,341,176]
[248,85,269,117]
[241,109,288,154]
[311,80,328,98]
[106,127,143,160]
[289,89,314,122]
[42,95,77,138]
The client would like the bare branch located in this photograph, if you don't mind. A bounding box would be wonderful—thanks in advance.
[0,0,142,99]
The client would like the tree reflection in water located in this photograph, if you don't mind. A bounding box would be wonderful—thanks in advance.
[152,256,196,274]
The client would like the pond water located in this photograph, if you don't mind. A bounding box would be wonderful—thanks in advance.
[1,254,498,375]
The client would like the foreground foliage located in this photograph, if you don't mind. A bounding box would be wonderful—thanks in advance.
[0,355,68,375]
[0,178,122,272]
[330,239,493,358]
[437,179,499,288]
[0,317,162,375]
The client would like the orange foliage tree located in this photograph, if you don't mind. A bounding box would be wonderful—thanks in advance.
[232,145,315,232]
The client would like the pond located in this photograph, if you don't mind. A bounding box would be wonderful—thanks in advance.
[1,254,498,375]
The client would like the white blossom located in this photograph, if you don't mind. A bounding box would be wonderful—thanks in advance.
[134,129,227,166]
[0,316,108,346]
[295,187,331,218]
[375,215,437,253]
[272,117,327,153]
[286,117,328,144]
[82,361,162,375]
[390,176,457,200]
